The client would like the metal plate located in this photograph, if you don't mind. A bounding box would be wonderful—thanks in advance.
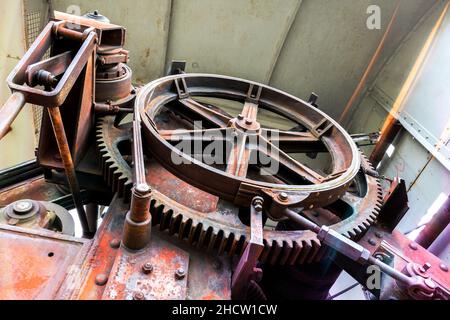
[0,224,86,299]
[103,234,189,300]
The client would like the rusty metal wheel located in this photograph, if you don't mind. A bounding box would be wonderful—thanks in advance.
[137,74,361,210]
[96,73,381,265]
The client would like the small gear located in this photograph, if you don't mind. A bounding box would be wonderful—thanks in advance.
[96,115,382,265]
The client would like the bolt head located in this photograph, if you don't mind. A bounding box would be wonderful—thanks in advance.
[135,183,151,195]
[13,200,33,214]
[237,114,244,120]
[132,291,145,300]
[375,232,383,239]
[109,238,121,249]
[142,262,153,274]
[440,263,448,272]
[278,192,289,201]
[421,262,432,272]
[368,238,377,246]
[95,274,108,286]
[175,268,186,280]
[245,119,253,125]
[409,242,418,250]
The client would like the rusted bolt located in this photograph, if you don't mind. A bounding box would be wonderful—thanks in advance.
[132,291,145,300]
[252,197,264,212]
[13,200,33,214]
[375,232,383,239]
[409,242,418,250]
[135,183,151,196]
[109,238,121,249]
[368,238,377,246]
[419,262,432,273]
[142,262,153,274]
[374,253,384,262]
[440,263,448,272]
[175,268,186,280]
[278,192,289,202]
[95,274,108,286]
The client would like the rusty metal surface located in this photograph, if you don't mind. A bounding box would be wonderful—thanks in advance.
[97,114,382,265]
[103,233,189,300]
[0,92,26,139]
[138,74,361,209]
[67,195,127,300]
[0,224,86,299]
[358,225,450,299]
[0,176,65,206]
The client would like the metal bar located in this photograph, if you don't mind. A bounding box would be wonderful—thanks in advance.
[415,195,450,249]
[122,105,152,250]
[0,92,26,139]
[369,119,402,167]
[47,107,90,235]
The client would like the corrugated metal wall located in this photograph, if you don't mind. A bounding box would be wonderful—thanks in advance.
[348,1,450,236]
[50,0,436,120]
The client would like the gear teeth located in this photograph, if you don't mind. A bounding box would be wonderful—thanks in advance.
[287,241,303,265]
[307,239,321,263]
[297,240,312,264]
[277,241,293,266]
[97,116,382,266]
[267,240,283,265]
[96,116,132,200]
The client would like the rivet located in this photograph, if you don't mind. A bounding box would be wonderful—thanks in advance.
[278,192,288,201]
[368,238,377,246]
[375,232,383,239]
[440,263,448,272]
[95,274,108,286]
[109,238,121,249]
[409,242,418,250]
[132,291,145,300]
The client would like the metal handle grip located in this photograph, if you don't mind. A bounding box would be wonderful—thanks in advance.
[0,92,26,140]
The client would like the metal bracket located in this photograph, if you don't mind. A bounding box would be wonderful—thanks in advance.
[231,197,264,299]
[174,77,189,99]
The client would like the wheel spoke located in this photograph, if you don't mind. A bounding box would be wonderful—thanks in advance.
[261,128,326,153]
[160,127,231,143]
[240,100,259,122]
[226,134,252,178]
[178,98,232,127]
[258,135,324,184]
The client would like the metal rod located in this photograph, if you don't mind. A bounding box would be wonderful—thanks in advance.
[47,107,90,235]
[415,195,450,249]
[0,92,26,140]
[370,119,402,167]
[283,208,414,287]
[283,208,321,233]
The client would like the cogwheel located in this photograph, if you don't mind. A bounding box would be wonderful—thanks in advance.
[96,115,382,265]
[96,116,133,199]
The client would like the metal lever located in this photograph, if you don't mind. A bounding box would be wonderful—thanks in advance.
[283,208,445,300]
[0,92,26,140]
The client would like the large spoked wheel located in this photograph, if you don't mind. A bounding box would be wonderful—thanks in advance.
[137,74,360,209]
